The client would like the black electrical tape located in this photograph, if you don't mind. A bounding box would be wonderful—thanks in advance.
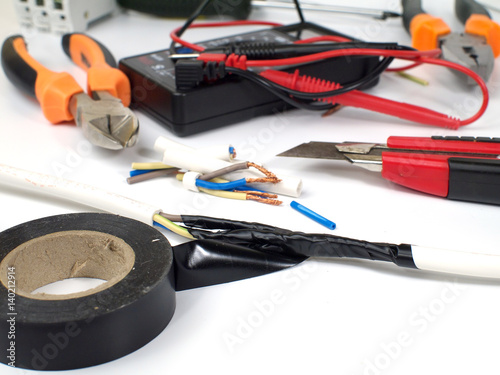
[187,219,416,268]
[0,213,304,371]
[0,213,176,371]
[173,239,306,291]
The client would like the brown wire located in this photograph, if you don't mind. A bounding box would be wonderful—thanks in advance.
[159,212,183,223]
[199,162,281,184]
[198,162,249,181]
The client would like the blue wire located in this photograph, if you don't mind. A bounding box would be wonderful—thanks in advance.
[290,201,336,230]
[129,169,155,177]
[196,178,247,191]
[153,221,171,232]
[176,47,194,54]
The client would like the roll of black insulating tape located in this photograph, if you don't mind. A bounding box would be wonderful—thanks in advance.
[0,213,175,371]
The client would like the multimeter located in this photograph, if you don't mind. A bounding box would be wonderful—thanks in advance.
[119,22,381,136]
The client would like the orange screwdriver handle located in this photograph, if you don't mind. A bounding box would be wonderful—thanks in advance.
[62,33,131,107]
[1,35,83,124]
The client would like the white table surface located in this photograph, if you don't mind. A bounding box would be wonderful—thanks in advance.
[2,1,500,374]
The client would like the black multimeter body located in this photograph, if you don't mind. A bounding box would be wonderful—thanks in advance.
[119,22,381,136]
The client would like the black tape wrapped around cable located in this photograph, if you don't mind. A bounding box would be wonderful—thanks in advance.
[173,239,306,291]
[0,213,303,371]
[183,215,416,269]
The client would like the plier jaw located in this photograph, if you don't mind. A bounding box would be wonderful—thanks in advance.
[70,92,139,150]
[439,32,494,84]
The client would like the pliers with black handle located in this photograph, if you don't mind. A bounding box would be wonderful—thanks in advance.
[1,33,139,150]
[402,0,500,83]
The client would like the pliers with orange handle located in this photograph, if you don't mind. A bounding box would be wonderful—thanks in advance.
[1,33,139,150]
[402,0,500,84]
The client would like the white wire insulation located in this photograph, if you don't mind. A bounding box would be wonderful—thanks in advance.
[412,245,500,279]
[182,171,201,192]
[161,147,302,197]
[0,164,161,225]
[154,136,234,161]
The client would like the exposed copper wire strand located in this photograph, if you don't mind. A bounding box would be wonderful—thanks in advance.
[199,161,281,184]
[236,191,278,198]
[245,177,281,183]
[247,162,279,180]
[247,195,283,206]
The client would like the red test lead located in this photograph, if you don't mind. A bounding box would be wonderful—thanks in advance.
[261,69,461,129]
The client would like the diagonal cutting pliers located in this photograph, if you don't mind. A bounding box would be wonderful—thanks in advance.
[278,136,500,205]
[1,33,139,150]
[402,0,500,83]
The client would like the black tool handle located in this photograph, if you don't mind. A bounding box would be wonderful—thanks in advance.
[448,158,500,205]
[401,0,426,32]
[455,0,491,24]
[1,35,38,98]
[1,34,83,123]
[118,0,252,20]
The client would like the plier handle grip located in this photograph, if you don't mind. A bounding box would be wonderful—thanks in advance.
[1,33,138,150]
[402,0,500,82]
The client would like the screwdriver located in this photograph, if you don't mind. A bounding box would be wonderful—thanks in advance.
[117,0,400,21]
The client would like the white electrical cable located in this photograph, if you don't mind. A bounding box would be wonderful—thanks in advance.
[228,170,302,197]
[154,136,235,162]
[0,164,161,225]
[411,245,500,279]
[161,147,302,197]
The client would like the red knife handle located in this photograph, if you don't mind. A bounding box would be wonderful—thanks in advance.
[382,152,500,205]
[381,152,450,197]
[387,136,500,155]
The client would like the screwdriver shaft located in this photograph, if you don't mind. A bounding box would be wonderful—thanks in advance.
[252,0,400,20]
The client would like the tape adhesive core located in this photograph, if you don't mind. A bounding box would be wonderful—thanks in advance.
[0,230,135,300]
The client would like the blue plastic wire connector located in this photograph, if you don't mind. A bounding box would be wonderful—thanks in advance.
[290,201,336,230]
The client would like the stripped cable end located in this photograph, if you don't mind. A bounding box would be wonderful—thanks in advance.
[246,162,282,183]
[247,195,283,206]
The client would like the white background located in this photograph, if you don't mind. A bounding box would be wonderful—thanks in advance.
[2,0,500,374]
